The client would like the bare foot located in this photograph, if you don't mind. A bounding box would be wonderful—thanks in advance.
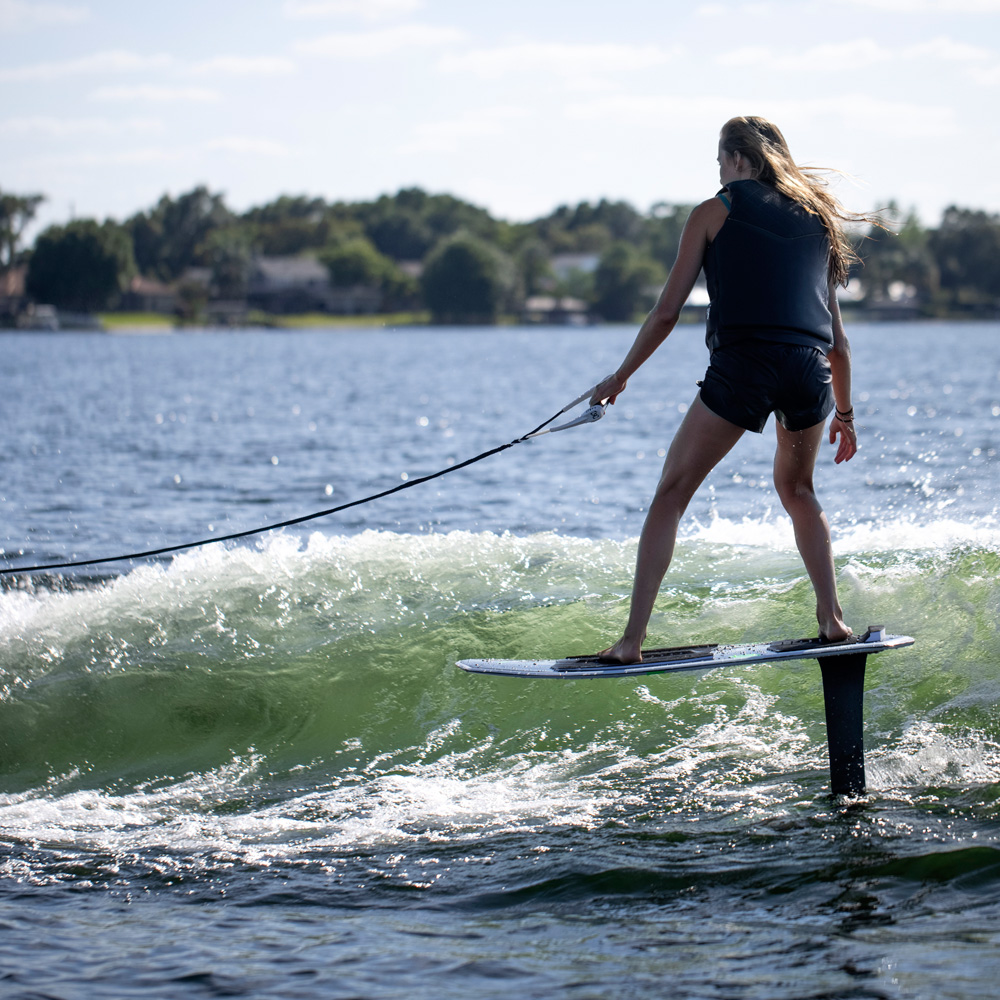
[597,638,643,664]
[818,619,853,643]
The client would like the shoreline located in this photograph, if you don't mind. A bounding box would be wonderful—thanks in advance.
[5,311,996,335]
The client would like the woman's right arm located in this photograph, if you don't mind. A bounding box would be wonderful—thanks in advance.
[827,283,858,464]
[590,197,727,406]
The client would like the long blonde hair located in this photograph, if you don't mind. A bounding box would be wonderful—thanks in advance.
[719,116,879,286]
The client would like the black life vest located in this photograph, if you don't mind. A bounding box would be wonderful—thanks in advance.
[703,179,833,353]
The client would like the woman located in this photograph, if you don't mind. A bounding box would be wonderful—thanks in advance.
[591,116,871,664]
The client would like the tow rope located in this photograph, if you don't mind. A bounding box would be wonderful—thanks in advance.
[1,389,607,576]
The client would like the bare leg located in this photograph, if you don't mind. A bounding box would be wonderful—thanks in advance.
[600,396,745,663]
[772,420,851,642]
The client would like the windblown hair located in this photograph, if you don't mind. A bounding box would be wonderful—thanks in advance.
[719,116,880,286]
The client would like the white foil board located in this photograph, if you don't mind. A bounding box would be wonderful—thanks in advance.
[457,630,915,679]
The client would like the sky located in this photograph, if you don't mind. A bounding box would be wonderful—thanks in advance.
[2,0,998,239]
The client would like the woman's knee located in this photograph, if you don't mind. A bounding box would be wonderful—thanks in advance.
[774,475,818,512]
[650,473,695,518]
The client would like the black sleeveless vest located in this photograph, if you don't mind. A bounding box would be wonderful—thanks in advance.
[703,179,833,353]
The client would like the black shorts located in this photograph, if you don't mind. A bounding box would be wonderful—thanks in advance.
[698,340,834,434]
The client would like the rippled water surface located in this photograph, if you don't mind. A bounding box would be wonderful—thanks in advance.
[2,323,999,999]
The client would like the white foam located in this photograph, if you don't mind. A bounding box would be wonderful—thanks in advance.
[867,719,1000,790]
[0,744,615,860]
[681,511,1000,556]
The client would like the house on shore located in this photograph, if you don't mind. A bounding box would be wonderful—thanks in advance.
[0,266,27,327]
[521,295,591,325]
[550,252,601,283]
[120,275,178,314]
[247,256,380,315]
[0,267,99,330]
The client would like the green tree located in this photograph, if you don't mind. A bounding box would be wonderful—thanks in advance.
[420,192,498,244]
[421,232,516,324]
[322,237,396,287]
[242,194,327,227]
[204,227,253,299]
[175,276,208,324]
[927,206,1000,310]
[569,222,614,253]
[855,206,937,306]
[125,186,233,281]
[643,202,693,269]
[353,188,499,261]
[321,237,418,309]
[123,210,162,278]
[241,195,360,255]
[531,199,644,254]
[365,212,434,260]
[517,238,554,297]
[593,242,663,322]
[26,219,136,311]
[554,265,595,303]
[0,189,45,271]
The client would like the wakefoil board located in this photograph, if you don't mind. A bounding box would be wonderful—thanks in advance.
[457,626,914,679]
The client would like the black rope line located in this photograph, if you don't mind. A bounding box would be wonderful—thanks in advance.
[0,402,576,576]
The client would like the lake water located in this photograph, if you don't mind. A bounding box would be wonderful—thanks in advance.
[2,322,1000,998]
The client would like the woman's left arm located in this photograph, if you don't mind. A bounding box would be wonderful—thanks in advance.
[827,283,857,464]
[590,198,726,405]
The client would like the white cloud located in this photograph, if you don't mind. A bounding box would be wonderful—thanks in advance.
[0,0,88,30]
[903,37,992,61]
[206,136,293,156]
[189,55,297,76]
[701,0,1000,13]
[439,42,673,81]
[814,94,959,137]
[715,44,766,67]
[565,93,957,139]
[565,94,735,123]
[0,50,172,82]
[693,1,781,12]
[90,85,221,103]
[398,106,529,154]
[0,116,162,136]
[717,39,891,72]
[296,24,465,58]
[283,0,423,19]
[968,64,1000,85]
[716,35,993,73]
[846,0,1000,9]
[24,147,187,170]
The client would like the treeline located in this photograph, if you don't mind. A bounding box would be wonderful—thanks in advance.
[2,185,999,324]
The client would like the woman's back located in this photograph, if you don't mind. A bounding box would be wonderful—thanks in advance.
[704,178,833,352]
